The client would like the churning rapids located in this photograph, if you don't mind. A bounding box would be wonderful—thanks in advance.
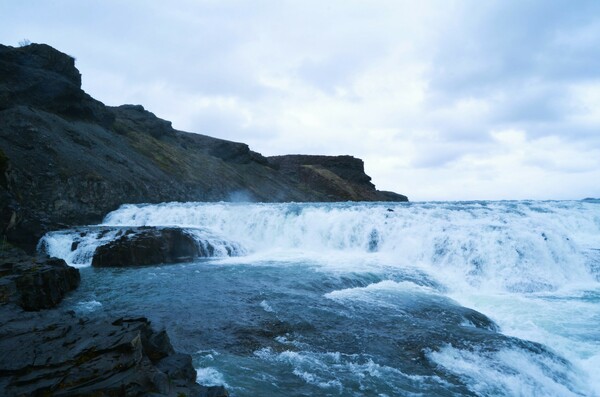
[40,200,600,397]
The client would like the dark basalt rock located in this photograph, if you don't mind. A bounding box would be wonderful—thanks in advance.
[269,154,375,187]
[113,104,173,138]
[0,305,227,396]
[0,43,114,127]
[0,248,229,396]
[268,155,409,202]
[0,247,80,310]
[91,227,211,267]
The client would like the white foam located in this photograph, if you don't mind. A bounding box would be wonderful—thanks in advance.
[326,279,438,299]
[254,348,342,374]
[39,226,244,267]
[75,300,102,313]
[196,367,228,387]
[291,369,343,390]
[447,288,600,396]
[38,228,125,268]
[95,200,600,293]
[428,345,594,397]
[581,353,600,393]
[259,300,275,313]
[255,347,447,394]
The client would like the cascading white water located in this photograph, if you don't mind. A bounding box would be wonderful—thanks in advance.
[40,225,246,267]
[40,200,600,396]
[95,200,600,293]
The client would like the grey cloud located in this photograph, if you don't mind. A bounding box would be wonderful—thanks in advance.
[525,124,600,143]
[420,0,600,160]
[429,1,600,95]
[491,85,568,124]
[410,137,490,169]
[411,148,464,169]
[187,106,277,143]
[297,54,366,93]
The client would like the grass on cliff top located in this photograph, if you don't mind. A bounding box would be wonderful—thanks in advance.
[123,128,259,196]
[302,165,360,200]
[125,129,218,180]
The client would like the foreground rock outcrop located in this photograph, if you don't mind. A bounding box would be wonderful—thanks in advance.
[0,247,80,310]
[0,248,227,396]
[0,304,227,396]
[0,43,408,252]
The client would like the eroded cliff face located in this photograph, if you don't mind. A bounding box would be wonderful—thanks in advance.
[268,155,408,202]
[0,43,407,252]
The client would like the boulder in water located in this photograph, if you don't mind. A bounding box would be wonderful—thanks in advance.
[91,227,212,267]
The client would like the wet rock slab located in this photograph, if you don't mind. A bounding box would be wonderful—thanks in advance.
[0,304,227,396]
[0,248,80,310]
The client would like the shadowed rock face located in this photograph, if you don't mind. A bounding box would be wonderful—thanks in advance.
[0,247,80,310]
[0,43,114,127]
[0,42,408,252]
[0,305,227,397]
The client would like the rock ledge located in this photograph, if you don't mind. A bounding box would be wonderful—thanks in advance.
[0,304,227,396]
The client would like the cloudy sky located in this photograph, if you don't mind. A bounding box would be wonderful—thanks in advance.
[2,1,600,200]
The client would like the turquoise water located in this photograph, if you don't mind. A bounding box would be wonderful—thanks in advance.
[46,200,600,396]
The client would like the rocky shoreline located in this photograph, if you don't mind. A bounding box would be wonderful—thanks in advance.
[0,247,227,396]
[0,42,408,396]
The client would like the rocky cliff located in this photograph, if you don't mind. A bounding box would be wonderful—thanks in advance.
[0,43,407,252]
[268,155,408,202]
